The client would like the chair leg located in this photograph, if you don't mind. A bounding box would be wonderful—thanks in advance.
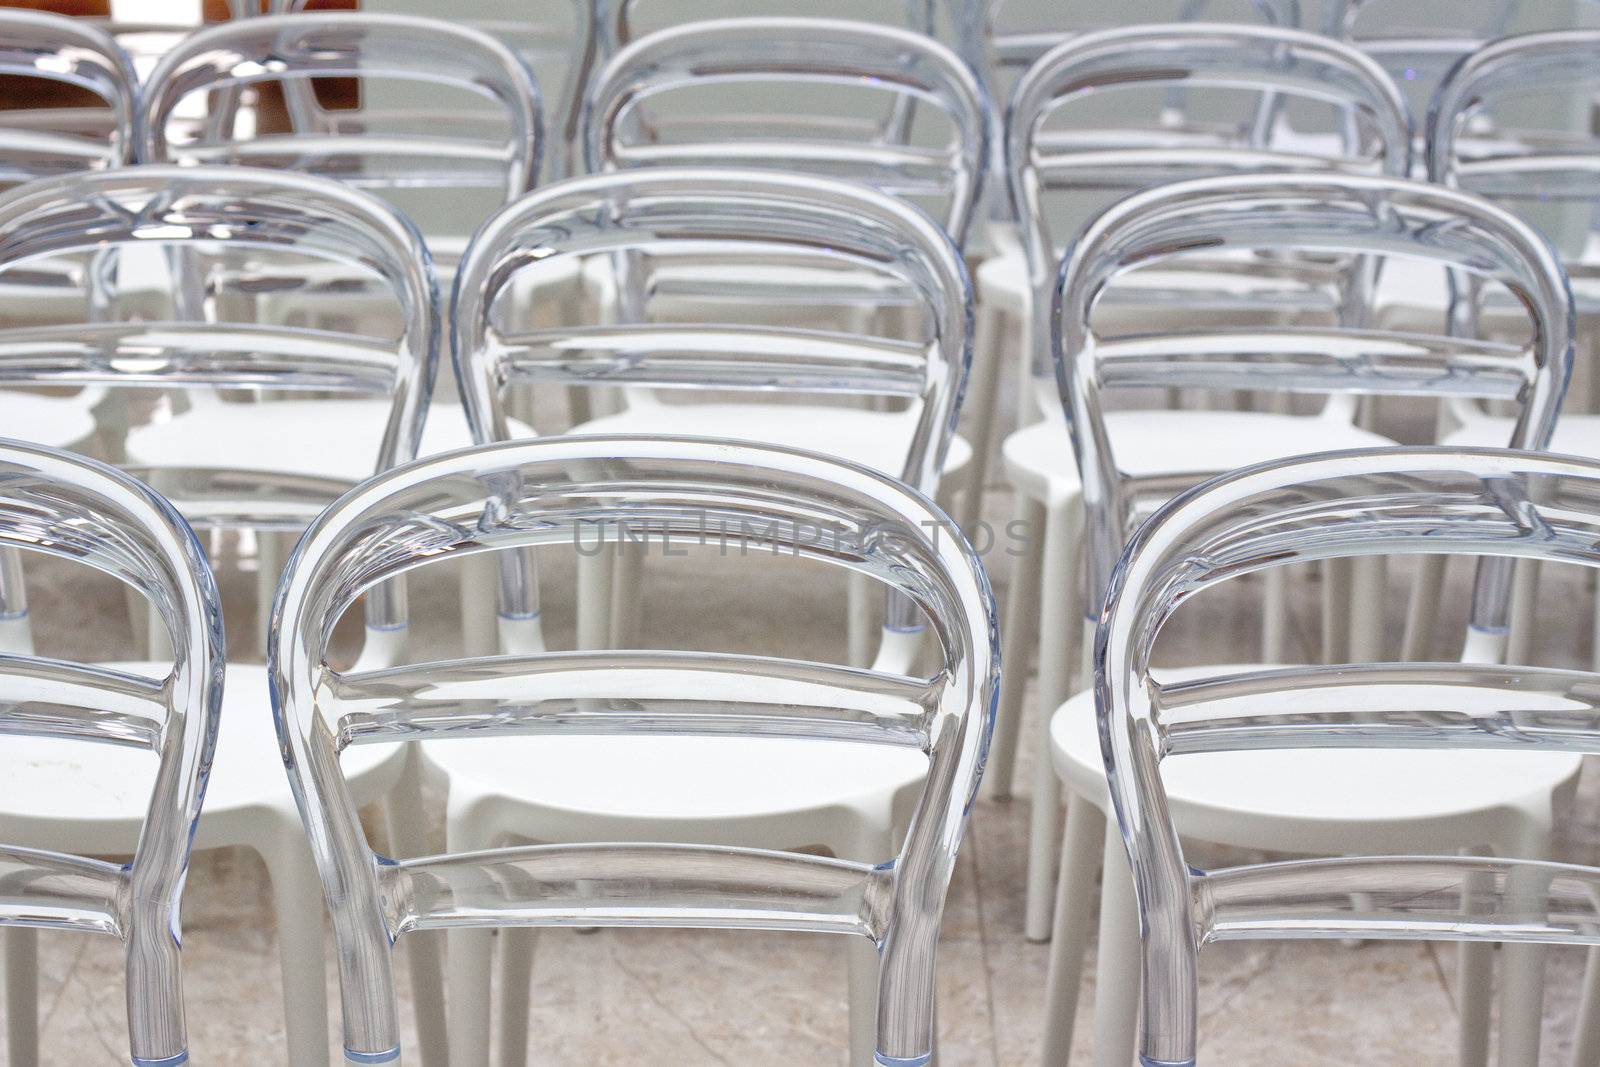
[576,542,614,651]
[1402,555,1449,661]
[447,811,498,1067]
[459,553,498,657]
[1261,563,1288,664]
[497,929,537,1067]
[956,299,1009,534]
[1571,948,1600,1067]
[1090,822,1141,1067]
[1496,822,1554,1067]
[1458,862,1493,1067]
[986,493,1046,801]
[1321,557,1353,664]
[1348,555,1387,663]
[256,529,284,657]
[610,537,647,649]
[1506,559,1541,667]
[262,831,332,1067]
[1025,498,1082,941]
[5,927,39,1067]
[846,822,894,1066]
[386,750,448,1067]
[1040,795,1107,1065]
[848,571,876,668]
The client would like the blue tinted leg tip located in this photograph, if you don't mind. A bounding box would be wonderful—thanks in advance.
[875,1056,932,1066]
[132,1053,188,1067]
[345,1048,401,1064]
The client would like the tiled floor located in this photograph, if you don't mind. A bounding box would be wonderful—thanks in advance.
[6,481,1599,1065]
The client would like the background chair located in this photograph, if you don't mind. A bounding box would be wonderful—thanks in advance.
[1096,447,1600,1067]
[1044,172,1574,1067]
[268,434,999,1067]
[979,23,1409,819]
[0,164,444,1067]
[0,439,223,1067]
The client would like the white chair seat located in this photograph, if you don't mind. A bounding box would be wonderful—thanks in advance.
[423,734,928,847]
[0,662,403,854]
[1050,666,1582,853]
[573,403,972,482]
[1003,411,1394,503]
[124,399,535,482]
[0,389,101,450]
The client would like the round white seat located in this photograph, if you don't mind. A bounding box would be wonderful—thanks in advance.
[0,662,403,854]
[423,733,929,851]
[1002,410,1394,503]
[573,403,971,483]
[124,399,535,482]
[1050,664,1583,854]
[1446,411,1600,457]
[0,389,101,451]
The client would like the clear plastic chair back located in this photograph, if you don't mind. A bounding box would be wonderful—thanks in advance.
[453,167,972,499]
[1009,24,1411,387]
[583,16,989,245]
[0,165,439,531]
[138,12,544,245]
[1053,171,1574,611]
[0,10,138,189]
[1097,446,1600,1067]
[0,439,224,1067]
[268,435,1000,1066]
[1428,30,1600,277]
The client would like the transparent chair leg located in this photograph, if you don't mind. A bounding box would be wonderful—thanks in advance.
[1025,500,1084,942]
[1402,556,1449,661]
[848,571,876,668]
[497,929,536,1067]
[847,821,894,1067]
[1040,796,1107,1064]
[1090,823,1141,1067]
[1348,556,1387,663]
[610,537,647,649]
[1260,564,1288,664]
[5,927,38,1067]
[986,494,1046,801]
[956,299,1008,535]
[458,554,498,658]
[1321,557,1354,664]
[385,747,448,1067]
[1506,559,1541,667]
[446,807,497,1067]
[1497,822,1554,1067]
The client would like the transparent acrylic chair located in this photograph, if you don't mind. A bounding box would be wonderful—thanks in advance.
[965,21,1407,543]
[0,9,139,453]
[1426,30,1600,664]
[981,23,1409,814]
[1098,447,1600,1067]
[1042,172,1574,1067]
[444,168,969,1065]
[0,164,445,1067]
[453,166,973,670]
[0,439,223,1067]
[267,0,600,184]
[268,435,999,1067]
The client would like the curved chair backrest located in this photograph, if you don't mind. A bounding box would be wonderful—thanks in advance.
[0,165,438,530]
[1010,24,1410,385]
[0,10,139,189]
[1428,30,1600,268]
[1099,446,1600,1067]
[453,167,971,500]
[0,439,223,1067]
[606,0,957,52]
[267,0,597,183]
[269,435,998,1067]
[1055,172,1573,611]
[139,12,544,226]
[583,17,989,245]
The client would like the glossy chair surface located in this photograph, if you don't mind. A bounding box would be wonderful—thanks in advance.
[0,439,223,1067]
[268,434,999,1067]
[584,15,988,246]
[1099,447,1600,1067]
[138,11,544,244]
[0,9,138,188]
[454,167,971,500]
